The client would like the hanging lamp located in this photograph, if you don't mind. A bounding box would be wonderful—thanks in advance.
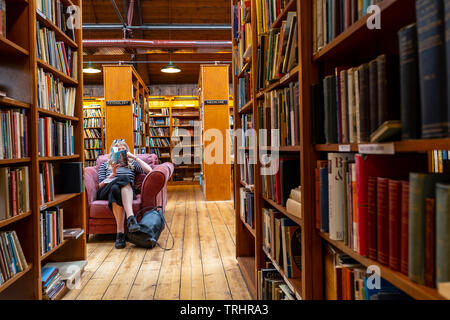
[161,61,181,73]
[83,62,101,74]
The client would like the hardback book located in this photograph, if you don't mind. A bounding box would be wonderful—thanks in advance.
[416,0,447,138]
[400,181,410,275]
[368,59,379,135]
[328,153,355,241]
[316,160,328,229]
[376,177,389,265]
[357,64,371,143]
[388,179,402,271]
[376,54,400,131]
[320,165,329,233]
[324,75,338,144]
[424,197,436,287]
[63,228,84,240]
[60,162,83,193]
[398,23,421,140]
[370,120,402,143]
[409,173,450,285]
[367,176,378,260]
[436,183,450,286]
[286,198,302,220]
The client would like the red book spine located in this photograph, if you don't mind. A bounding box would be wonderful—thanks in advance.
[388,179,402,271]
[355,154,368,256]
[315,168,321,229]
[10,169,17,216]
[275,166,281,204]
[425,198,436,287]
[367,176,377,260]
[377,177,389,265]
[400,181,409,275]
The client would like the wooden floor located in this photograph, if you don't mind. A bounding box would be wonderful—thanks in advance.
[63,185,252,300]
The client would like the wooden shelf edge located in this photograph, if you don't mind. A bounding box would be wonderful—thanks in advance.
[319,232,447,300]
[239,217,256,237]
[38,155,80,161]
[0,211,32,228]
[38,108,78,121]
[240,180,255,192]
[236,256,257,299]
[40,240,68,261]
[37,59,78,86]
[35,10,78,49]
[262,246,303,299]
[39,193,81,211]
[269,0,297,30]
[0,264,33,294]
[0,96,31,109]
[0,35,29,56]
[262,196,302,226]
[0,157,31,166]
[238,100,253,114]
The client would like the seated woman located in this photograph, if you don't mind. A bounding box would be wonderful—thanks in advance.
[97,139,152,249]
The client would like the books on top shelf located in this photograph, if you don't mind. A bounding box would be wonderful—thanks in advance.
[233,0,252,73]
[0,166,30,220]
[40,206,63,255]
[324,244,411,300]
[37,116,74,157]
[37,67,76,117]
[255,0,293,36]
[36,0,75,42]
[36,22,78,79]
[0,108,28,160]
[313,0,383,54]
[262,208,301,279]
[258,268,296,300]
[0,231,28,285]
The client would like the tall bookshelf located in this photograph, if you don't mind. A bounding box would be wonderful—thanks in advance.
[147,96,172,162]
[0,0,86,299]
[103,65,149,154]
[232,0,450,300]
[82,97,104,167]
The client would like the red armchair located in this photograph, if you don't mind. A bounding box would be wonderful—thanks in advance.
[84,154,174,238]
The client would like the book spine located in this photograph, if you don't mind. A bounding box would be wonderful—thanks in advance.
[424,197,436,287]
[377,177,389,265]
[388,180,402,271]
[367,176,377,260]
[416,0,447,138]
[320,167,329,233]
[400,181,410,276]
[398,23,422,140]
[358,64,370,142]
[315,167,321,230]
[408,173,424,284]
[436,183,450,284]
[368,59,378,136]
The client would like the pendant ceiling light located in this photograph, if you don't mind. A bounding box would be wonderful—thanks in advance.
[83,62,101,74]
[161,61,181,73]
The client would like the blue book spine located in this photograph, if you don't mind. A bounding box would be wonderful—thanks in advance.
[416,0,447,138]
[328,0,333,42]
[320,167,330,232]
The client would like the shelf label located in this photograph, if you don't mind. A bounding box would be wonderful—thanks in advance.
[339,144,351,152]
[358,143,395,155]
[106,100,131,106]
[204,100,228,105]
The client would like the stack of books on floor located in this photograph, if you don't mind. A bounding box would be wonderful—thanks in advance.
[41,265,65,300]
[258,268,296,300]
[0,109,29,159]
[324,244,411,300]
[0,166,30,220]
[40,207,63,255]
[0,231,28,285]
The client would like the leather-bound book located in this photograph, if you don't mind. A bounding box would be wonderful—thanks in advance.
[358,64,371,143]
[436,183,450,286]
[400,181,410,276]
[377,177,389,265]
[424,197,436,287]
[388,179,402,271]
[368,59,378,136]
[376,54,400,130]
[367,176,378,260]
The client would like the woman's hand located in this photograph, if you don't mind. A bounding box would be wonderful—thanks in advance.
[127,152,137,160]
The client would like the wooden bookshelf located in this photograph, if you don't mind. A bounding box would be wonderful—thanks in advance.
[83,97,105,167]
[0,0,86,300]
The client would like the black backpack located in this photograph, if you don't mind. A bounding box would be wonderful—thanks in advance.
[126,207,173,249]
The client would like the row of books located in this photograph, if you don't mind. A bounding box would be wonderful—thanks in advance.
[39,162,54,205]
[84,128,101,139]
[134,147,146,155]
[0,166,30,220]
[313,0,382,54]
[324,244,410,300]
[258,268,296,300]
[37,117,74,157]
[260,82,300,147]
[261,158,300,207]
[133,116,145,133]
[0,108,28,160]
[172,127,196,137]
[149,108,169,116]
[173,119,198,126]
[85,160,96,167]
[149,127,169,136]
[240,113,254,147]
[239,152,255,186]
[83,108,101,118]
[40,207,63,255]
[431,150,450,174]
[132,102,143,120]
[262,208,301,279]
[133,132,143,147]
[84,149,101,160]
[36,0,76,42]
[254,0,292,36]
[239,188,255,230]
[0,0,5,37]
[0,231,28,286]
[232,1,252,73]
[36,22,78,79]
[149,118,169,126]
[84,139,102,149]
[256,12,298,90]
[238,72,252,111]
[83,118,101,128]
[37,67,77,117]
[148,137,170,148]
[171,111,199,117]
[318,153,450,289]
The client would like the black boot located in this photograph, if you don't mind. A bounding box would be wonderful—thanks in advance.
[115,232,126,249]
[127,215,140,233]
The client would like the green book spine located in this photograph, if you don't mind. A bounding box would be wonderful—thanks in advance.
[436,183,450,284]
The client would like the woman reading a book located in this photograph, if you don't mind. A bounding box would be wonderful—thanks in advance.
[97,139,152,249]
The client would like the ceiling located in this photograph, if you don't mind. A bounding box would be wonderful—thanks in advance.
[82,0,232,85]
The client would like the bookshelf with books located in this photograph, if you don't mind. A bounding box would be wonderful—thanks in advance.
[103,64,149,156]
[0,0,86,299]
[308,0,450,300]
[82,97,104,167]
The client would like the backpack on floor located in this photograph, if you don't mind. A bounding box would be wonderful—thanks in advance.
[125,207,173,250]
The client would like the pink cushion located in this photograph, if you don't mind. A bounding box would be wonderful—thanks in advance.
[89,195,142,219]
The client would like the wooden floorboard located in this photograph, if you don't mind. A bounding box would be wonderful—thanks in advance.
[65,186,250,300]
